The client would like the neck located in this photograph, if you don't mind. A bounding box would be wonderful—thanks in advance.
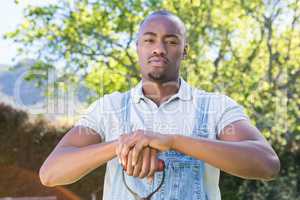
[141,77,181,106]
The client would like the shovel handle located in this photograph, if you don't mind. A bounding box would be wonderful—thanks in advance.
[157,159,165,171]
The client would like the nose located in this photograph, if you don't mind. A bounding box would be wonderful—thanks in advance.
[152,42,167,56]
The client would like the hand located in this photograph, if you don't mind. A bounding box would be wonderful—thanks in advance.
[116,130,173,167]
[124,147,158,181]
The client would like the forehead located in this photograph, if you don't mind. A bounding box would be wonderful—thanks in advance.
[139,15,184,37]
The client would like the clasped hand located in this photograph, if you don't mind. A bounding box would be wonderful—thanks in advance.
[116,129,173,180]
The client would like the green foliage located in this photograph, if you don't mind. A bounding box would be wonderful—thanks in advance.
[220,149,300,200]
[4,0,300,199]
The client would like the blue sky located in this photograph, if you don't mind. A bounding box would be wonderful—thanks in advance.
[0,0,56,66]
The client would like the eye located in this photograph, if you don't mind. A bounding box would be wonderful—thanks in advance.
[166,40,178,45]
[144,39,154,43]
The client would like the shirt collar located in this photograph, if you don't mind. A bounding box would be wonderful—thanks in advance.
[131,77,193,104]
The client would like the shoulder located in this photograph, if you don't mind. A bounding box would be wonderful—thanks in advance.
[79,91,124,112]
[189,87,242,115]
[87,90,132,113]
[190,87,229,105]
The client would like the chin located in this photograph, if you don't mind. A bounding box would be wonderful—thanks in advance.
[148,72,167,83]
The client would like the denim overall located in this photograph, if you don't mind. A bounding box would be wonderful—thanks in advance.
[102,91,210,200]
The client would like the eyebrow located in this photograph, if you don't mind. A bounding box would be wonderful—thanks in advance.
[142,32,157,36]
[142,32,180,39]
[164,34,180,39]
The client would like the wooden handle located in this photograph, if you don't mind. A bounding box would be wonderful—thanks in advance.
[157,159,165,171]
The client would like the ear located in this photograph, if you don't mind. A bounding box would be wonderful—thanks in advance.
[135,39,139,52]
[182,44,188,59]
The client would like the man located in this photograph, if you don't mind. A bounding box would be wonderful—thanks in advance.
[39,10,280,200]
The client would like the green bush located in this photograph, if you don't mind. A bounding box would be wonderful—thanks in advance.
[0,103,105,200]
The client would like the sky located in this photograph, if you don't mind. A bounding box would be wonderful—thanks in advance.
[0,0,56,66]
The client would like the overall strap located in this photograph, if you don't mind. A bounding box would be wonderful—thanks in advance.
[192,93,210,200]
[192,93,211,138]
[121,91,132,133]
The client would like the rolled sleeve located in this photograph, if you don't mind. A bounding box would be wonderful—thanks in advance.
[216,95,249,135]
[75,99,106,141]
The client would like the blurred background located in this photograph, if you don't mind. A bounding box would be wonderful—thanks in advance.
[0,0,299,199]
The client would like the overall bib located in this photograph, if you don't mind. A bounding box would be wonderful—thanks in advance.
[103,91,210,200]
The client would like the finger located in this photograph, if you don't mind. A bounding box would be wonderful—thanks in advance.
[125,150,134,176]
[120,137,135,166]
[138,147,150,178]
[132,140,147,166]
[147,148,158,178]
[132,151,143,177]
[116,136,125,164]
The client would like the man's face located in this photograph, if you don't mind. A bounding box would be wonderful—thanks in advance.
[136,15,187,83]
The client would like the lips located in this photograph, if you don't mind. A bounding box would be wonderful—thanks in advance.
[148,57,168,66]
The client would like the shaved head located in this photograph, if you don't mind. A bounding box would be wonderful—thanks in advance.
[138,10,187,43]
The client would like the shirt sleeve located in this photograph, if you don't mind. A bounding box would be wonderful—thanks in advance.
[215,95,249,135]
[74,98,106,141]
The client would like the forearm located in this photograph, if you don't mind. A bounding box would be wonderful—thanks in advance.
[171,135,279,180]
[39,140,117,186]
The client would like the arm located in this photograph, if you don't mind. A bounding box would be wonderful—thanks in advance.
[117,120,280,181]
[172,120,280,180]
[39,126,117,187]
